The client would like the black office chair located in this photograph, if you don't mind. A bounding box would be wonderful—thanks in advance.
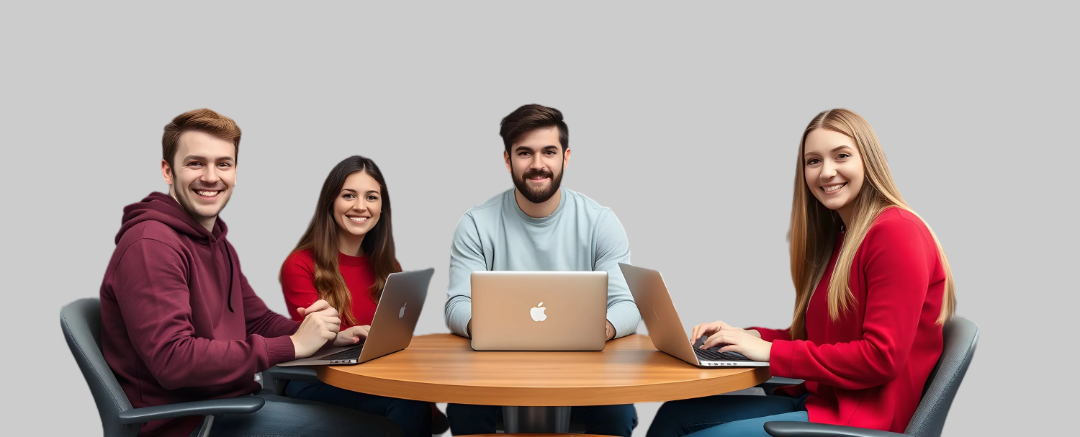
[763,315,979,437]
[61,298,264,437]
[261,365,321,396]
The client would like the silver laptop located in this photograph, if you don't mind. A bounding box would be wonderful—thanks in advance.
[619,263,768,367]
[278,268,434,366]
[470,271,608,351]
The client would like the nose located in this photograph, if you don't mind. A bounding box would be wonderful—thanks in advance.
[820,161,837,180]
[201,165,221,184]
[529,153,546,170]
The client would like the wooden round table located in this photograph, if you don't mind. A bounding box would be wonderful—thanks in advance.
[318,333,770,433]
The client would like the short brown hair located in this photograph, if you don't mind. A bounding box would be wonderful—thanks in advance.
[499,104,569,154]
[162,108,242,167]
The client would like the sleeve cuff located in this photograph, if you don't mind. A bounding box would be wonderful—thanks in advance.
[445,297,473,338]
[606,301,641,338]
[747,326,784,342]
[264,335,296,366]
[769,339,797,378]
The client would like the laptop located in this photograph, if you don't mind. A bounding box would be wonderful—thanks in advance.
[470,271,608,351]
[277,268,434,366]
[619,263,768,367]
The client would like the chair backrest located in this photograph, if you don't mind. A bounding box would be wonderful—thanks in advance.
[61,298,138,437]
[904,315,979,437]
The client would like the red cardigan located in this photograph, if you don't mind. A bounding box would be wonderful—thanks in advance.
[279,249,381,328]
[753,208,946,433]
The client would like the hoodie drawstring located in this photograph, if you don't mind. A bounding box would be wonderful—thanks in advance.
[223,242,235,312]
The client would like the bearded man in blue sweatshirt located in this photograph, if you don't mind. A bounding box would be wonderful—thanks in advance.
[443,104,641,437]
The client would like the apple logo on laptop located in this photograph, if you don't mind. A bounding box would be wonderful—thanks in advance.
[530,302,547,322]
[398,302,407,319]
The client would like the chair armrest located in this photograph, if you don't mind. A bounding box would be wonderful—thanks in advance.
[264,365,321,384]
[757,377,804,395]
[763,422,907,437]
[117,396,265,425]
[261,365,321,395]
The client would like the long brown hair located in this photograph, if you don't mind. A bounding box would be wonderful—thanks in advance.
[788,109,955,340]
[285,156,399,325]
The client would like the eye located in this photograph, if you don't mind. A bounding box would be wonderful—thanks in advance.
[342,193,356,200]
[806,158,821,166]
[518,151,530,157]
[367,195,379,202]
[188,162,203,168]
[218,162,233,169]
[837,153,851,159]
[545,150,557,156]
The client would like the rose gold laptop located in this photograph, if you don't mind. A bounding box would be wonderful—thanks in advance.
[470,271,608,351]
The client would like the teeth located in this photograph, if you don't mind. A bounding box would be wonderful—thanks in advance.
[348,217,368,223]
[823,183,845,192]
[196,190,219,197]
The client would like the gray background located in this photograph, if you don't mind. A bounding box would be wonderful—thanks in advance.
[2,1,1075,435]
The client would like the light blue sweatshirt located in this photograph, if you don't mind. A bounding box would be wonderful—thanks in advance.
[443,188,640,338]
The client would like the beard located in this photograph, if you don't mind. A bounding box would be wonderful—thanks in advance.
[512,164,564,204]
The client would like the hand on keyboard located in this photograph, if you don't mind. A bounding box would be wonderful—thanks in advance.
[694,335,730,352]
[693,335,750,361]
[697,329,773,362]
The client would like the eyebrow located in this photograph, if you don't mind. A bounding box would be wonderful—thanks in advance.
[514,145,560,152]
[182,155,235,162]
[341,189,380,195]
[804,145,853,157]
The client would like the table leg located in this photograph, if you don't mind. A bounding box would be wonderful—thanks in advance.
[502,406,571,433]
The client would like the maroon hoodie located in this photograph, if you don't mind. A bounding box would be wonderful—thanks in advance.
[100,192,299,437]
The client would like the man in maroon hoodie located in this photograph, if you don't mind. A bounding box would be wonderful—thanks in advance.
[99,109,402,437]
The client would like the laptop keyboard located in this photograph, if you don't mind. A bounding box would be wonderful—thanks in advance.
[694,347,751,362]
[321,345,364,362]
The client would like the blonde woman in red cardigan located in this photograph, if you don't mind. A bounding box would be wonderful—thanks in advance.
[647,109,956,437]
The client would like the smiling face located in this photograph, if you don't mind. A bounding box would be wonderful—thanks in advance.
[504,127,570,204]
[162,130,237,231]
[802,128,865,222]
[333,170,383,241]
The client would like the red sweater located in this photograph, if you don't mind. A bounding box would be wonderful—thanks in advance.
[100,193,299,437]
[279,249,381,328]
[752,208,946,433]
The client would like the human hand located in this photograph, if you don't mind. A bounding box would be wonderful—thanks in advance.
[690,320,741,344]
[701,327,773,362]
[605,320,616,341]
[296,299,334,318]
[333,325,370,347]
[289,300,341,358]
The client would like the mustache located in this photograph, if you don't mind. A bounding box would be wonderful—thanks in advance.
[521,169,553,180]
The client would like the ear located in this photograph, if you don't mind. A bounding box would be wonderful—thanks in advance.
[562,148,571,169]
[504,150,512,174]
[161,159,174,185]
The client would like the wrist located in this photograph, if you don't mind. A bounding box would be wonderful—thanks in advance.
[289,335,301,359]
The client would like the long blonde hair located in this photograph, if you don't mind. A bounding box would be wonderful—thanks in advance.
[788,109,955,340]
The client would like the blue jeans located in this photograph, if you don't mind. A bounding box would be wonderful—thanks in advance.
[447,403,638,437]
[647,395,809,437]
[196,393,403,437]
[286,380,433,437]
